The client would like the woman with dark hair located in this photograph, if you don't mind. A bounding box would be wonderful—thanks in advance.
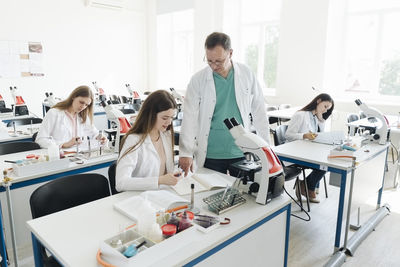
[285,93,334,203]
[116,90,179,191]
[36,85,106,148]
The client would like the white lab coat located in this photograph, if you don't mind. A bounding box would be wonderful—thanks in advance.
[115,131,174,192]
[179,61,269,168]
[285,111,326,142]
[36,108,98,148]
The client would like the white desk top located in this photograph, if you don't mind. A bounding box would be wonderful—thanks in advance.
[26,189,290,267]
[266,107,300,120]
[273,139,388,171]
[0,149,118,184]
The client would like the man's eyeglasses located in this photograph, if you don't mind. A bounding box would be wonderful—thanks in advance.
[203,55,229,66]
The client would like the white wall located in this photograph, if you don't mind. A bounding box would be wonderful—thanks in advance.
[0,0,148,252]
[0,0,148,118]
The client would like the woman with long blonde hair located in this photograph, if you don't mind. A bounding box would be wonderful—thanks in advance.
[36,85,106,148]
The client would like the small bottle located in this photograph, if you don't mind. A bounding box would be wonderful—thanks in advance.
[178,211,192,232]
[161,224,177,239]
[166,212,179,228]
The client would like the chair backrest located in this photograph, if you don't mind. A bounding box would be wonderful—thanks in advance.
[109,95,121,104]
[119,109,135,115]
[6,118,43,127]
[32,131,38,142]
[0,141,41,155]
[0,107,12,113]
[120,96,129,104]
[273,125,288,146]
[347,113,359,123]
[30,173,110,218]
[266,106,279,125]
[108,161,120,195]
[30,173,111,264]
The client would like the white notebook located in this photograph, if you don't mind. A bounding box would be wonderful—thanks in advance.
[113,190,189,221]
[312,131,346,145]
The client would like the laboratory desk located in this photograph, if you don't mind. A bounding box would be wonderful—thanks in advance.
[0,124,42,144]
[266,106,300,121]
[0,150,118,267]
[273,140,388,252]
[27,189,291,267]
[0,113,38,124]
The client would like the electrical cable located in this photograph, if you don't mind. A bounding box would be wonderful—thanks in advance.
[283,185,311,221]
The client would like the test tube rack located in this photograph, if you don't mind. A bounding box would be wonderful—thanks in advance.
[203,187,246,215]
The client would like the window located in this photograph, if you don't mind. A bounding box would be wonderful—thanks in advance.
[157,9,194,91]
[224,0,282,94]
[342,0,400,97]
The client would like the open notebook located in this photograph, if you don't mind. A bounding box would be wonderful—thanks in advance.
[171,168,235,196]
[312,131,346,145]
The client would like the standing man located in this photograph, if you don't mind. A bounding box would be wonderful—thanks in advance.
[179,32,269,176]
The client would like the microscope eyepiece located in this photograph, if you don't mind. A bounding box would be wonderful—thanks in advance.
[355,99,362,106]
[230,117,239,126]
[223,118,233,129]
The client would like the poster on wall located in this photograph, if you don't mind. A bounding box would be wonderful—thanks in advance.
[0,40,44,78]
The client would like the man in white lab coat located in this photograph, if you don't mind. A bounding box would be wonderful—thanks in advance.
[179,32,269,176]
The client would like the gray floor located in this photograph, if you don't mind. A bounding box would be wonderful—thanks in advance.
[288,154,400,267]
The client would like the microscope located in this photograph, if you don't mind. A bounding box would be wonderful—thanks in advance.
[42,92,61,116]
[224,117,284,205]
[0,94,6,109]
[125,84,142,112]
[355,99,389,145]
[101,100,131,152]
[92,81,107,103]
[9,86,29,116]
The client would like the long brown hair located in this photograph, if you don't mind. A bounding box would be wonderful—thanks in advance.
[300,93,334,120]
[119,90,177,160]
[53,85,94,124]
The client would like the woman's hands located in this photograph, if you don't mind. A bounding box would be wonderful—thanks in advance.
[62,137,82,148]
[303,132,317,140]
[96,134,107,144]
[158,173,181,186]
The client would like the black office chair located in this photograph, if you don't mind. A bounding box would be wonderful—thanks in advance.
[119,109,135,115]
[0,141,40,155]
[109,95,121,104]
[120,96,130,104]
[267,106,279,126]
[32,131,38,142]
[30,173,111,267]
[6,118,43,127]
[108,161,120,195]
[273,125,328,212]
[0,107,12,113]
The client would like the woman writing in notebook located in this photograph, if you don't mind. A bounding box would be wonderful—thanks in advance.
[116,90,180,191]
[36,85,106,149]
[285,93,334,203]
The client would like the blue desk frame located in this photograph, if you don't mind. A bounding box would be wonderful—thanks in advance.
[277,147,388,251]
[0,161,114,267]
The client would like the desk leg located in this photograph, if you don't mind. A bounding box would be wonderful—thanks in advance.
[334,170,348,252]
[377,148,389,209]
[0,201,8,267]
[31,234,43,267]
